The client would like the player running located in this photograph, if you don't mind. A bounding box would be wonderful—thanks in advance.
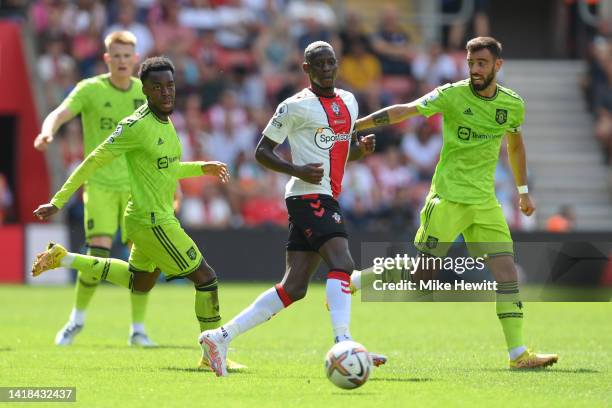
[33,31,154,346]
[199,41,386,377]
[32,56,245,370]
[349,37,558,369]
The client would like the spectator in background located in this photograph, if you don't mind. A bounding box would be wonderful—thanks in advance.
[546,205,577,232]
[61,0,106,37]
[371,4,414,75]
[286,0,336,40]
[150,0,196,54]
[442,0,491,51]
[38,34,77,107]
[29,0,62,34]
[595,90,612,164]
[0,173,14,225]
[204,89,257,168]
[412,42,459,92]
[338,37,382,95]
[339,9,372,57]
[181,182,232,228]
[253,19,298,77]
[104,0,154,57]
[229,64,266,110]
[400,117,442,180]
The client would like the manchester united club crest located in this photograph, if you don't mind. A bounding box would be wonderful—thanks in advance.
[495,109,508,125]
[331,101,341,116]
[332,212,342,224]
[426,235,438,249]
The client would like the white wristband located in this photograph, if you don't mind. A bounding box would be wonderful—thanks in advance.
[517,185,528,194]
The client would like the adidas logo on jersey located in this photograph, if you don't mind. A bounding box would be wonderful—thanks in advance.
[463,107,473,115]
[157,138,164,145]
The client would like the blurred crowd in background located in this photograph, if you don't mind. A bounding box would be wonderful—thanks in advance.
[586,20,612,167]
[0,0,602,232]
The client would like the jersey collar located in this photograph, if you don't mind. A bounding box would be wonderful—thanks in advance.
[469,81,499,101]
[105,75,134,93]
[308,87,337,99]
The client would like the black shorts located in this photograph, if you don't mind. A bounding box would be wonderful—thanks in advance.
[285,194,348,252]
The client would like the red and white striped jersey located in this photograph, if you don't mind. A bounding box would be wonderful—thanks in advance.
[262,87,358,199]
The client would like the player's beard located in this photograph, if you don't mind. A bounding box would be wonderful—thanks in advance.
[471,68,496,91]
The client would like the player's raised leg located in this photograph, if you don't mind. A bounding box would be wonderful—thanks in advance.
[200,250,321,377]
[55,242,110,345]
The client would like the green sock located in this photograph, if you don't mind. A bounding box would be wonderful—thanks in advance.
[131,290,149,326]
[496,281,525,350]
[73,247,109,310]
[70,253,133,290]
[194,278,221,331]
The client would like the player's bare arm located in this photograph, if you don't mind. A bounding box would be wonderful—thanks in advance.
[355,102,421,132]
[255,135,324,185]
[34,105,77,151]
[348,133,376,161]
[506,131,535,216]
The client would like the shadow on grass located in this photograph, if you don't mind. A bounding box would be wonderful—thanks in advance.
[0,347,13,352]
[369,377,434,383]
[92,344,194,350]
[161,367,251,374]
[481,368,599,374]
[332,392,379,396]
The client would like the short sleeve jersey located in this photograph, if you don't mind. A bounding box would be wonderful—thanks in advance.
[416,79,525,204]
[63,73,146,191]
[262,88,358,199]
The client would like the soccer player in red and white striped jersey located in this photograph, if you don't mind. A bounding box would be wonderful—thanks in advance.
[199,41,384,376]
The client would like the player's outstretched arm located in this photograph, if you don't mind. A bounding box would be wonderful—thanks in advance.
[34,144,118,220]
[348,133,376,161]
[255,135,324,185]
[506,131,535,216]
[355,102,421,132]
[33,105,76,152]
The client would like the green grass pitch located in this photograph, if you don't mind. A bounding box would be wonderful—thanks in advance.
[1,284,610,407]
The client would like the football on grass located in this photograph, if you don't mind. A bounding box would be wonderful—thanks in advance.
[324,341,372,389]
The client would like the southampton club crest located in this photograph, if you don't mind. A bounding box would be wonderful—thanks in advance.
[495,109,508,125]
[331,101,341,116]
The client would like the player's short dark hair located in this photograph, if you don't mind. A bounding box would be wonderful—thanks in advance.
[304,41,334,64]
[466,37,502,59]
[138,56,175,82]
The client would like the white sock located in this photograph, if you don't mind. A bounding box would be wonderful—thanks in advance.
[350,270,362,291]
[131,323,145,334]
[221,286,286,341]
[509,345,527,360]
[69,308,85,326]
[326,272,352,339]
[60,253,75,268]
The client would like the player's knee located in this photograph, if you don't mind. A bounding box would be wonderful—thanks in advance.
[198,261,216,280]
[131,270,159,292]
[283,282,308,302]
[331,258,354,275]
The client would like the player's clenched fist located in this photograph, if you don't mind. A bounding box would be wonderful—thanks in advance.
[358,134,376,155]
[33,203,59,220]
[202,161,230,183]
[519,194,535,216]
[34,133,54,152]
[294,162,324,185]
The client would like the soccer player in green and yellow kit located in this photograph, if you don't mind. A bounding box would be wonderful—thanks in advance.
[31,56,245,370]
[33,31,153,346]
[350,37,558,369]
